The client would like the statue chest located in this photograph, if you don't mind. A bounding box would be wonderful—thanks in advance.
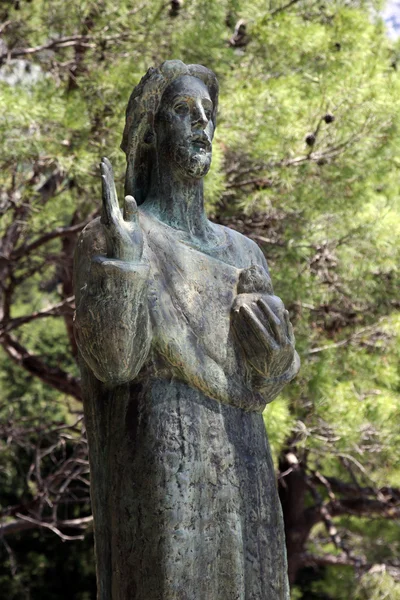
[138,214,265,409]
[143,223,240,368]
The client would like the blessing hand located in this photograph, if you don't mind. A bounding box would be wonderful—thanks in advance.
[232,292,296,378]
[100,157,143,263]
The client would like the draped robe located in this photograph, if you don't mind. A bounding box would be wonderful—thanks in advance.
[74,210,295,600]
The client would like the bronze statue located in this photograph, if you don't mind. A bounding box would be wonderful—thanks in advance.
[74,60,299,600]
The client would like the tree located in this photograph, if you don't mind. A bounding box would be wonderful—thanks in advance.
[1,0,400,598]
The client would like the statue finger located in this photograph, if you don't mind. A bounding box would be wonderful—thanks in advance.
[101,157,119,212]
[100,172,112,225]
[232,313,260,357]
[102,156,113,172]
[123,195,139,224]
[232,308,270,372]
[256,298,285,345]
[239,304,278,351]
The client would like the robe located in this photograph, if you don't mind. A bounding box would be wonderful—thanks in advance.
[74,210,295,599]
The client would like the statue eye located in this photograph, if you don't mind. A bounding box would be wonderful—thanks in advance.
[174,102,189,115]
[204,108,212,120]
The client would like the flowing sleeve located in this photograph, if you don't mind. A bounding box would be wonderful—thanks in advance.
[73,218,151,387]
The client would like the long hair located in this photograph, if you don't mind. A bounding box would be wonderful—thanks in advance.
[120,60,219,205]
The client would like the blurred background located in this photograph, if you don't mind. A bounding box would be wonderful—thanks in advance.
[1,0,400,598]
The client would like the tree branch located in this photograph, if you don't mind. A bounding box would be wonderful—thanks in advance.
[270,0,303,17]
[0,296,75,335]
[11,216,95,260]
[0,513,93,541]
[322,476,400,503]
[225,177,274,190]
[302,552,400,581]
[0,36,95,62]
[330,497,400,519]
[1,333,81,400]
[0,31,135,64]
[0,518,37,537]
[307,319,385,354]
[302,551,367,569]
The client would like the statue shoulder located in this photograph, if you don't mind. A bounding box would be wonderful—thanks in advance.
[217,224,270,272]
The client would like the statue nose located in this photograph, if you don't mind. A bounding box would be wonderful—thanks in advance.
[192,101,208,128]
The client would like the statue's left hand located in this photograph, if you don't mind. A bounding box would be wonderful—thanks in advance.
[232,293,296,378]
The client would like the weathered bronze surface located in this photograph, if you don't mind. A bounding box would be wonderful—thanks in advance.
[73,60,300,599]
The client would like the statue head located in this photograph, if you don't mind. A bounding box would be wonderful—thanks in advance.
[121,60,219,204]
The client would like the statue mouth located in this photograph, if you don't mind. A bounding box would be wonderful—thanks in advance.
[190,134,211,151]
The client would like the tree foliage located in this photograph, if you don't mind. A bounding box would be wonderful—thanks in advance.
[1,0,400,598]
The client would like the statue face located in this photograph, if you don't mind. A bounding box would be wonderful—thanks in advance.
[155,75,214,180]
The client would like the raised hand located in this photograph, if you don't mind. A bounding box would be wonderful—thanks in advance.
[232,292,296,378]
[100,157,143,262]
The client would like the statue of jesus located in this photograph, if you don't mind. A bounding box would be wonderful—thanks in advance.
[74,59,299,600]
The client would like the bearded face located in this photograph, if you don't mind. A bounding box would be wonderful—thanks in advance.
[155,75,214,180]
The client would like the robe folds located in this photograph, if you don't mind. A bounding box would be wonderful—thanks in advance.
[74,211,296,599]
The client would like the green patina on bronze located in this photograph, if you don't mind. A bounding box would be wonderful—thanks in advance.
[73,60,300,600]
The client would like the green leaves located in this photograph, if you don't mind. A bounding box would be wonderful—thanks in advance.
[1,0,400,597]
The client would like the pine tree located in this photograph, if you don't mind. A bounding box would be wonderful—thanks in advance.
[1,1,399,597]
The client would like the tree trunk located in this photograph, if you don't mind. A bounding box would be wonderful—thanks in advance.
[278,452,316,585]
